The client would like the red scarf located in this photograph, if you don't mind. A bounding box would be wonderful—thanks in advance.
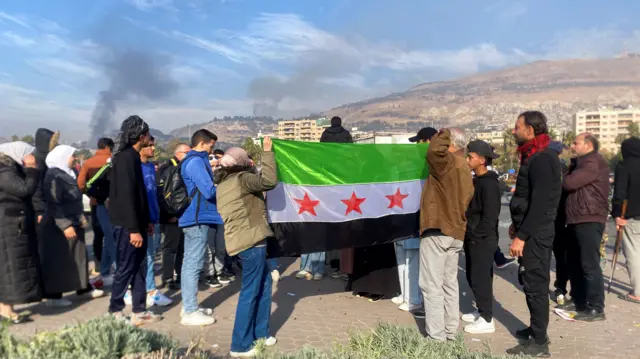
[517,134,550,161]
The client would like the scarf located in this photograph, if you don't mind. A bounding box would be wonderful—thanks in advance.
[517,133,550,161]
[114,115,149,155]
[220,147,252,168]
[46,145,77,179]
[0,141,35,165]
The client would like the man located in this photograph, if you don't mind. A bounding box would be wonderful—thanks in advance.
[157,143,190,290]
[548,141,570,305]
[461,140,501,334]
[507,111,561,357]
[559,133,609,321]
[612,137,640,304]
[408,127,438,144]
[108,115,161,325]
[320,116,353,143]
[179,129,221,326]
[78,137,116,286]
[32,128,60,223]
[418,128,474,342]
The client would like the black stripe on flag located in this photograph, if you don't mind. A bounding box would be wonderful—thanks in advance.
[267,213,419,258]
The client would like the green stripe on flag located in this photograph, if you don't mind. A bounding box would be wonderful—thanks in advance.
[272,139,429,185]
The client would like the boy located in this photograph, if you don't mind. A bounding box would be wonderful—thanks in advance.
[461,140,501,334]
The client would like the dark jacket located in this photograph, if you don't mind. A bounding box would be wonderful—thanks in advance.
[0,154,42,304]
[320,125,353,143]
[563,151,610,224]
[612,137,640,219]
[179,150,223,228]
[32,128,59,216]
[214,152,278,256]
[156,156,179,224]
[510,148,562,240]
[108,147,149,234]
[465,171,501,241]
[38,168,88,294]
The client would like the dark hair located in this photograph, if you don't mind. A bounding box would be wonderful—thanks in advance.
[584,133,600,152]
[330,116,342,126]
[518,111,548,135]
[149,135,155,143]
[213,149,224,156]
[97,137,114,150]
[190,129,218,147]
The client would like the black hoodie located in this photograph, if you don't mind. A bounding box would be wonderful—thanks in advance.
[465,170,501,241]
[320,125,353,143]
[32,128,59,216]
[612,137,640,218]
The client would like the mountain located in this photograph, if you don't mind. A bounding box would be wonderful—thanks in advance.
[169,116,277,144]
[323,56,640,132]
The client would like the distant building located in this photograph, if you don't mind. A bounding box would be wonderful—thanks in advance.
[573,107,640,153]
[277,117,331,142]
[353,132,414,144]
[474,130,506,146]
[252,130,277,146]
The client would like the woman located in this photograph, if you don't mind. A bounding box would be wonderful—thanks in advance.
[0,142,42,323]
[214,138,278,358]
[39,145,103,306]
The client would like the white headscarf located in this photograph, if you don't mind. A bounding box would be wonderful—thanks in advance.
[46,145,77,179]
[0,141,35,165]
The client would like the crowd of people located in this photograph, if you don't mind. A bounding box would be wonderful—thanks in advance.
[0,111,638,358]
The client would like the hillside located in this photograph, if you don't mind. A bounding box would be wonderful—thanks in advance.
[323,57,640,131]
[169,116,277,144]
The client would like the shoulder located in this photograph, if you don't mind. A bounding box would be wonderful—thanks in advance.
[0,154,16,167]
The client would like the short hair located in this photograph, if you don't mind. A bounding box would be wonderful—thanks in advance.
[330,116,342,126]
[213,149,225,156]
[149,135,155,143]
[518,111,548,135]
[173,143,190,154]
[449,128,468,150]
[583,133,600,152]
[190,129,218,147]
[97,137,114,150]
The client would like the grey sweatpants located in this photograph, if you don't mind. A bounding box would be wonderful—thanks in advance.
[419,234,464,341]
[622,218,640,296]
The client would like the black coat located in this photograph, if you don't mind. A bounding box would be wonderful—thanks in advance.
[320,126,353,143]
[32,128,58,216]
[0,154,43,304]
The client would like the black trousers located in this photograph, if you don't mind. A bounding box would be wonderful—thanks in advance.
[161,223,184,282]
[90,205,104,262]
[109,226,147,314]
[567,222,605,312]
[520,234,553,344]
[465,239,498,322]
[553,225,570,294]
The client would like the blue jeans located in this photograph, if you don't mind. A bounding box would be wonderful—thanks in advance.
[146,235,156,292]
[181,225,209,314]
[395,242,422,306]
[231,245,272,352]
[204,224,226,277]
[153,223,162,256]
[96,204,116,276]
[300,252,325,274]
[268,258,278,273]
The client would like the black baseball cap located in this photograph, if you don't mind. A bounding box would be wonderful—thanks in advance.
[409,127,438,143]
[467,140,499,159]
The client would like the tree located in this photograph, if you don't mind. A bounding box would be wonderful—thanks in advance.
[492,128,518,173]
[11,135,19,141]
[629,122,640,138]
[241,137,263,164]
[20,135,34,145]
[562,131,575,148]
[549,128,559,141]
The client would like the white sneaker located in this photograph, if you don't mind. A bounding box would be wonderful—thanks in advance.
[295,270,311,279]
[391,295,404,305]
[230,348,256,358]
[147,290,173,307]
[464,316,495,334]
[264,336,277,347]
[46,298,72,307]
[124,290,132,306]
[180,307,213,317]
[461,310,481,323]
[313,273,324,281]
[102,275,114,287]
[398,303,421,312]
[79,289,104,299]
[271,270,280,282]
[180,310,216,326]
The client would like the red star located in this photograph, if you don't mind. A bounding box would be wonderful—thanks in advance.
[341,191,366,215]
[386,188,409,209]
[293,192,320,216]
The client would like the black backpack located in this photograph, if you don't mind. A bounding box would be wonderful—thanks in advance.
[84,161,111,203]
[157,157,196,217]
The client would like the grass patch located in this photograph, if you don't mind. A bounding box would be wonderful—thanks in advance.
[1,318,524,359]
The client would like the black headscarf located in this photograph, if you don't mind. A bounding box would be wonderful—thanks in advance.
[113,115,149,155]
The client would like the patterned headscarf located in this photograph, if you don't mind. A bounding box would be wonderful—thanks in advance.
[114,115,149,155]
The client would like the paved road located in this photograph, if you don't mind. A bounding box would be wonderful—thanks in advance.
[9,201,640,358]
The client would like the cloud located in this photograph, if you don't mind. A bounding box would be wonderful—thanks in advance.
[544,28,640,58]
[0,31,36,47]
[26,58,100,78]
[0,11,30,28]
[483,1,528,22]
[129,0,176,12]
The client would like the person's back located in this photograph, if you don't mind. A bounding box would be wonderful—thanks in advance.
[178,150,221,228]
[32,128,59,219]
[320,116,353,143]
[109,146,149,231]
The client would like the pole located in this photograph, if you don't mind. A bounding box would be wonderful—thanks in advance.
[607,200,628,293]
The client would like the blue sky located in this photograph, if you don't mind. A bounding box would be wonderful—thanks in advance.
[0,0,639,141]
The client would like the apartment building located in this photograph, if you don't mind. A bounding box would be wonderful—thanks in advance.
[277,117,331,142]
[475,130,506,146]
[573,107,640,152]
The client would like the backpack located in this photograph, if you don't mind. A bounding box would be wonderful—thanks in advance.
[157,157,196,217]
[84,161,111,203]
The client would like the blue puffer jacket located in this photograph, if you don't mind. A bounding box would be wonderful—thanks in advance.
[178,151,223,227]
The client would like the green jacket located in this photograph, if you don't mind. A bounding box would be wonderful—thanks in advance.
[214,152,278,256]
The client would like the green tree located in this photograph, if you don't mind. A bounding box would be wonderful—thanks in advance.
[241,137,263,164]
[20,135,34,145]
[629,122,640,138]
[562,130,575,148]
[549,128,559,140]
[492,128,518,173]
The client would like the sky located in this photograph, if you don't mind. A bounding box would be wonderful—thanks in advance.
[1,0,639,141]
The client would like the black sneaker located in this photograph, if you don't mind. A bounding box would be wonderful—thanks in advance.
[217,273,233,285]
[574,309,606,322]
[496,257,517,269]
[412,310,425,319]
[506,340,551,358]
[515,327,533,341]
[206,276,222,288]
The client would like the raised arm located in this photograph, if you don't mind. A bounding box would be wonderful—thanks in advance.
[240,152,277,193]
[426,129,455,179]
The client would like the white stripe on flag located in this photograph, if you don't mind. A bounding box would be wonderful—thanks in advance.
[267,180,423,223]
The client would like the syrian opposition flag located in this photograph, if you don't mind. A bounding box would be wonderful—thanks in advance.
[266,139,429,257]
